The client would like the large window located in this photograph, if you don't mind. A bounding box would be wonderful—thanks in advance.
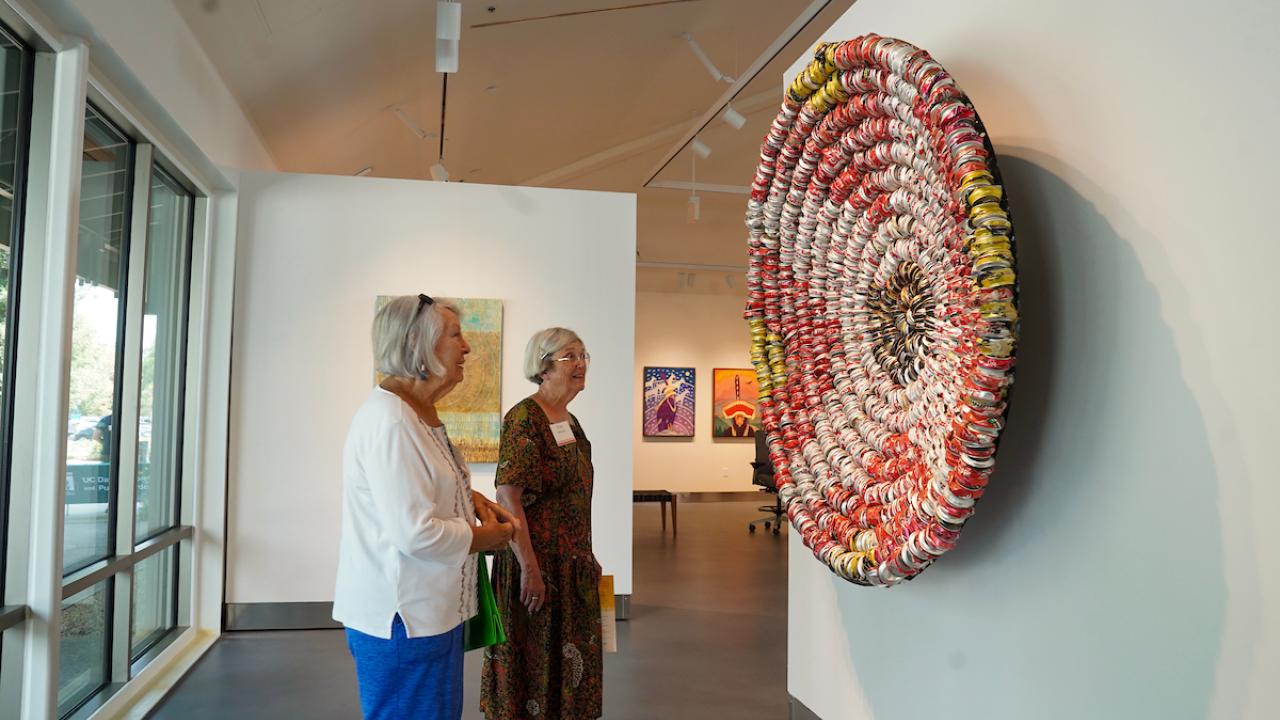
[0,13,210,720]
[129,166,192,664]
[56,581,109,717]
[62,105,132,575]
[55,110,195,717]
[0,22,32,689]
[135,168,192,542]
[130,546,175,659]
[0,30,29,447]
[56,104,133,717]
[0,20,32,586]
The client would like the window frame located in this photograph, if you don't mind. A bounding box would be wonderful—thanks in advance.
[54,114,201,720]
[0,6,232,716]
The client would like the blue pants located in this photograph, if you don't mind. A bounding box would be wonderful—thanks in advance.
[345,616,464,720]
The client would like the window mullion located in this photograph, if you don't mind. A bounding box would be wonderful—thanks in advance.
[114,144,149,550]
[109,143,151,682]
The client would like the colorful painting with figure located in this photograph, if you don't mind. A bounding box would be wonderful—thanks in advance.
[375,296,503,462]
[712,368,760,438]
[642,367,695,437]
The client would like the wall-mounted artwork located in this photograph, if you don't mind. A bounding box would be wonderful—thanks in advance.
[711,368,760,438]
[376,296,503,462]
[642,367,695,438]
[745,35,1018,586]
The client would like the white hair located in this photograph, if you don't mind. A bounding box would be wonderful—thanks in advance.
[523,327,583,384]
[372,295,460,380]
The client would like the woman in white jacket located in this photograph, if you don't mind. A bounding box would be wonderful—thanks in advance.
[334,293,518,720]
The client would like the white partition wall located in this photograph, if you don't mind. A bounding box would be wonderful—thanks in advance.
[226,172,636,616]
[785,2,1280,719]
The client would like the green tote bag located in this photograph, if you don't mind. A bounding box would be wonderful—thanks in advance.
[463,556,506,651]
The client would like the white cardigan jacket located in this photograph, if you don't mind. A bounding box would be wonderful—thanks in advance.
[333,388,477,638]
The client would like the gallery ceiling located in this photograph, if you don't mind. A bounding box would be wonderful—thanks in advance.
[173,0,854,282]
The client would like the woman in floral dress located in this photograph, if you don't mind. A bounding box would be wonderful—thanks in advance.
[481,328,602,719]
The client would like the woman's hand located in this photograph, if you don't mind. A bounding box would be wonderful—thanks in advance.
[520,563,547,613]
[473,491,522,534]
[468,514,514,553]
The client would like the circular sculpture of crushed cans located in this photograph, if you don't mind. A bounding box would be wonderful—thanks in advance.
[744,34,1018,586]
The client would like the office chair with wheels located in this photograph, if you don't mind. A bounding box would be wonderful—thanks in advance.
[748,432,784,534]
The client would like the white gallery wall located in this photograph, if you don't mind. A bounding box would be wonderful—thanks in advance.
[786,1,1279,719]
[227,172,636,602]
[634,289,759,493]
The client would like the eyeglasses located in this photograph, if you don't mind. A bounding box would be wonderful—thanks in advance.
[544,351,591,366]
[406,295,435,378]
[413,293,434,321]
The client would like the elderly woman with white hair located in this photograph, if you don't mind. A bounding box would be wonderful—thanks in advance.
[334,293,518,720]
[480,328,602,720]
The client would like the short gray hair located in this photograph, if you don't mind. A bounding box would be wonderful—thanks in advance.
[372,295,461,380]
[524,327,583,384]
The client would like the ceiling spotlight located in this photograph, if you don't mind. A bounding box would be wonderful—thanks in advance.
[436,1,462,72]
[722,105,746,130]
[681,32,733,84]
[355,166,374,176]
[430,162,449,182]
[690,138,712,160]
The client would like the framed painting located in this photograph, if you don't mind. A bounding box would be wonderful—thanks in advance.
[375,296,503,462]
[711,368,760,438]
[642,366,695,438]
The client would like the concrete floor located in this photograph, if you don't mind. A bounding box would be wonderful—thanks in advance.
[148,498,788,719]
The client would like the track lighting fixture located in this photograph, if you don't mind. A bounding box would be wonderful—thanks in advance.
[722,105,746,130]
[436,1,461,72]
[681,32,733,84]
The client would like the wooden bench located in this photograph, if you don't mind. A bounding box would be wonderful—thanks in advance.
[633,490,677,536]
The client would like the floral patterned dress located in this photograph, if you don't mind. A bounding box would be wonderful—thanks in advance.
[481,398,602,719]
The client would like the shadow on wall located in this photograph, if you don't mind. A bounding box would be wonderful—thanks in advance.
[822,153,1225,720]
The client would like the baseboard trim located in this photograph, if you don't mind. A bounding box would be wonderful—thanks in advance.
[224,602,341,631]
[790,694,821,720]
[225,595,634,630]
[676,491,769,503]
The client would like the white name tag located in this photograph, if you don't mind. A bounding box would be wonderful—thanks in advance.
[550,421,576,447]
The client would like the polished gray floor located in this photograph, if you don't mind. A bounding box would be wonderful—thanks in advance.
[149,498,788,719]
